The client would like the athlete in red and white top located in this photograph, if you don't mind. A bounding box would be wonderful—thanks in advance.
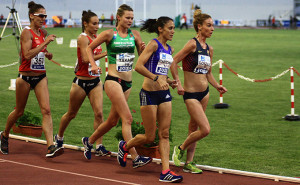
[0,1,63,158]
[54,10,111,158]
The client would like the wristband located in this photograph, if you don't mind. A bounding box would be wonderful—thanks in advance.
[153,75,159,81]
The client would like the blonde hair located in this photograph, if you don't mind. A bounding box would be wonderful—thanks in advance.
[193,9,211,32]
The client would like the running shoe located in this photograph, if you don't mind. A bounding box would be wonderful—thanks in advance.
[132,155,152,168]
[183,162,203,174]
[117,140,128,167]
[46,145,64,158]
[54,134,64,148]
[159,170,183,183]
[82,137,93,160]
[0,131,8,155]
[95,145,111,156]
[172,145,185,166]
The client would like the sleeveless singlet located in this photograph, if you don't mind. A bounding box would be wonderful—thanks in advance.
[19,26,47,73]
[106,28,135,72]
[74,33,103,77]
[144,39,173,75]
[182,37,211,74]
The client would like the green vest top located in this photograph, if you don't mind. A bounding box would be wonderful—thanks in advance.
[107,28,136,65]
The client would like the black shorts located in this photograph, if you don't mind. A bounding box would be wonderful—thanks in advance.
[104,75,132,92]
[73,77,100,95]
[183,86,209,102]
[18,73,46,89]
[140,88,172,106]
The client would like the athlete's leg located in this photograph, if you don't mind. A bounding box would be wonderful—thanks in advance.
[157,101,172,171]
[89,103,119,144]
[3,78,31,138]
[58,83,86,137]
[126,105,157,149]
[180,95,210,152]
[34,77,54,147]
[185,95,209,163]
[104,80,139,158]
[88,82,104,146]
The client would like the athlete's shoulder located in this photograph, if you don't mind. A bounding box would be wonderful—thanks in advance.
[131,29,141,37]
[20,27,32,39]
[77,33,89,44]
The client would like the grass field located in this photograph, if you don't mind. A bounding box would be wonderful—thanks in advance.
[0,27,299,177]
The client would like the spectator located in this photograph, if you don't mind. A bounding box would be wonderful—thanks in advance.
[180,13,188,30]
[110,13,114,25]
[268,15,272,27]
[272,16,276,28]
[101,13,105,23]
[290,16,294,29]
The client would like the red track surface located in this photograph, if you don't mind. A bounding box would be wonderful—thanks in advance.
[0,139,298,185]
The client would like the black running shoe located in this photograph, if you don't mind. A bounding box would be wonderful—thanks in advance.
[46,145,64,158]
[0,131,8,155]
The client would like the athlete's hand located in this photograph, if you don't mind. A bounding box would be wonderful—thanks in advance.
[217,85,227,94]
[177,83,185,95]
[167,78,178,89]
[45,34,56,45]
[140,42,146,52]
[45,52,53,60]
[156,76,169,90]
[91,65,99,74]
[98,67,102,74]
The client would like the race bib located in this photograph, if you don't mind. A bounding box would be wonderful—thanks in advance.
[194,55,211,74]
[88,60,100,76]
[30,52,45,70]
[155,53,173,75]
[116,53,135,72]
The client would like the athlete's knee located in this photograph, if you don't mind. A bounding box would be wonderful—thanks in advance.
[15,109,25,118]
[202,125,210,137]
[196,125,210,139]
[67,112,77,120]
[94,111,103,121]
[106,117,119,127]
[158,129,170,140]
[40,107,51,117]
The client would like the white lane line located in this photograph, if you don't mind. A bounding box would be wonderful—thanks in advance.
[1,158,141,185]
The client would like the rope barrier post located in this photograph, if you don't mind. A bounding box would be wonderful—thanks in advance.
[285,67,300,121]
[105,56,108,77]
[214,60,229,109]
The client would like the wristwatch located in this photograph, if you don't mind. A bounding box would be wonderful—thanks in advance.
[153,75,159,81]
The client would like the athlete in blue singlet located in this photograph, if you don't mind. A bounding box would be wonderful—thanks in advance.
[124,17,183,183]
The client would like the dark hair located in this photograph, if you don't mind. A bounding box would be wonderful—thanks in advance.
[140,16,173,35]
[116,4,133,26]
[28,1,45,22]
[193,9,211,32]
[81,10,97,32]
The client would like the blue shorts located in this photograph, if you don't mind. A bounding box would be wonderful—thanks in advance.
[140,89,172,106]
[73,77,100,95]
[18,73,46,89]
[183,86,209,102]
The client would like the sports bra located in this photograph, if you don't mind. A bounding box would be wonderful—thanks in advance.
[182,37,211,74]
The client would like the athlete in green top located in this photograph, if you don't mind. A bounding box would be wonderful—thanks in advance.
[84,4,152,168]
